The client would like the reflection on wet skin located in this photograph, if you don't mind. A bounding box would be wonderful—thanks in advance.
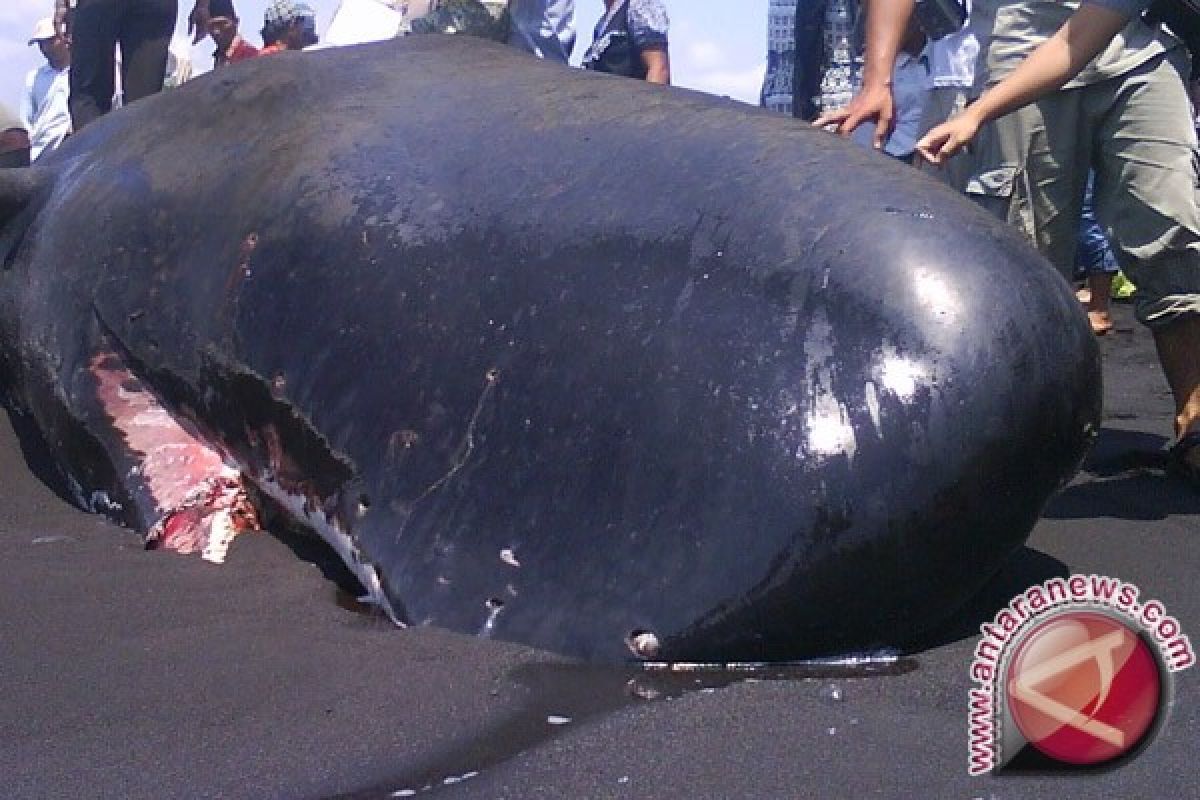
[336,655,916,798]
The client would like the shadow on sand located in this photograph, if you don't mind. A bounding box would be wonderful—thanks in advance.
[900,545,1069,653]
[1043,427,1200,521]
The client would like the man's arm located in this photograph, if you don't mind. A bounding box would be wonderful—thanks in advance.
[641,45,670,84]
[54,0,69,38]
[813,0,917,149]
[19,73,36,132]
[627,2,671,84]
[916,2,1130,163]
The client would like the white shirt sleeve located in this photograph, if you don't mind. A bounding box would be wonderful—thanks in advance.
[20,69,37,131]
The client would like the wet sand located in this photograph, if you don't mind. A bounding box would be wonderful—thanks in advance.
[1,303,1196,798]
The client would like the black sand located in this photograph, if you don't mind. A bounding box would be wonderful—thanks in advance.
[1,303,1196,798]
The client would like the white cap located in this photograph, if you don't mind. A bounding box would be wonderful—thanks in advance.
[29,18,57,45]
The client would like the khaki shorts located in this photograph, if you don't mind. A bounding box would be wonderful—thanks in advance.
[915,86,973,192]
[966,50,1200,328]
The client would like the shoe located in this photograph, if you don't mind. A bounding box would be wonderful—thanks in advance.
[1111,271,1137,300]
[1168,430,1200,489]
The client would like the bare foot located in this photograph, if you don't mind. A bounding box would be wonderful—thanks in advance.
[1076,287,1091,305]
[1085,273,1114,335]
[1088,309,1113,335]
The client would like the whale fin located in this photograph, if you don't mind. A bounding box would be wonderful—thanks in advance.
[0,167,52,269]
[0,167,52,226]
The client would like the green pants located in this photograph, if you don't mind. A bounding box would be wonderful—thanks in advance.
[966,50,1200,328]
[916,86,973,191]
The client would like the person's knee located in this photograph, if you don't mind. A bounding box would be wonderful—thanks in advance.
[121,38,171,102]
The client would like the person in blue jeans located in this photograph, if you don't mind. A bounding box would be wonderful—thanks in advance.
[1076,172,1118,335]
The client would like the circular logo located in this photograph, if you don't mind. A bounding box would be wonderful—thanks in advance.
[1005,610,1162,766]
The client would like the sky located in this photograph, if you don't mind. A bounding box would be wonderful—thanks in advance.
[0,0,769,117]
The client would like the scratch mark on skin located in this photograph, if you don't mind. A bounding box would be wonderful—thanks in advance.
[224,232,259,295]
[480,596,505,636]
[387,429,421,461]
[393,367,500,544]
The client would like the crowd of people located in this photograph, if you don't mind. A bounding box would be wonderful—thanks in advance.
[0,0,671,168]
[802,0,1199,486]
[1,0,1196,485]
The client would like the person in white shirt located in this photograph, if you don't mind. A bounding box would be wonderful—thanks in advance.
[22,18,72,162]
[323,0,407,46]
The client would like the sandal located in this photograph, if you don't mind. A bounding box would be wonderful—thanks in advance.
[1167,430,1200,489]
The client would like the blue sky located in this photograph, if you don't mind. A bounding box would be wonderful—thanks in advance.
[1,0,769,117]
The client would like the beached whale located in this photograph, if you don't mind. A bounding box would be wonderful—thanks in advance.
[0,36,1100,661]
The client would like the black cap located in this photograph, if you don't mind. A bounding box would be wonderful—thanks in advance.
[210,0,238,19]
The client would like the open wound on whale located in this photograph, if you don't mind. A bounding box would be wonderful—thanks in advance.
[88,350,260,563]
[85,344,397,622]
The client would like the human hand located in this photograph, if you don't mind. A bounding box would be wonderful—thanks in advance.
[189,1,211,44]
[53,0,69,38]
[812,82,895,150]
[916,113,982,165]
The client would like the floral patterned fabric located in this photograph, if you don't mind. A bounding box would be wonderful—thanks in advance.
[583,0,668,66]
[626,0,668,47]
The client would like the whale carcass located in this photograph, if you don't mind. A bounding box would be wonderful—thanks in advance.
[0,36,1100,662]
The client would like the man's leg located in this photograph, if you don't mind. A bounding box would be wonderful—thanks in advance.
[1154,318,1200,440]
[965,90,1091,280]
[118,0,177,105]
[1085,272,1115,334]
[1076,173,1118,335]
[1090,52,1200,441]
[915,86,973,191]
[69,0,119,130]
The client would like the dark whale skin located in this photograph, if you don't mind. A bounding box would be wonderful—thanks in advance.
[0,36,1100,662]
